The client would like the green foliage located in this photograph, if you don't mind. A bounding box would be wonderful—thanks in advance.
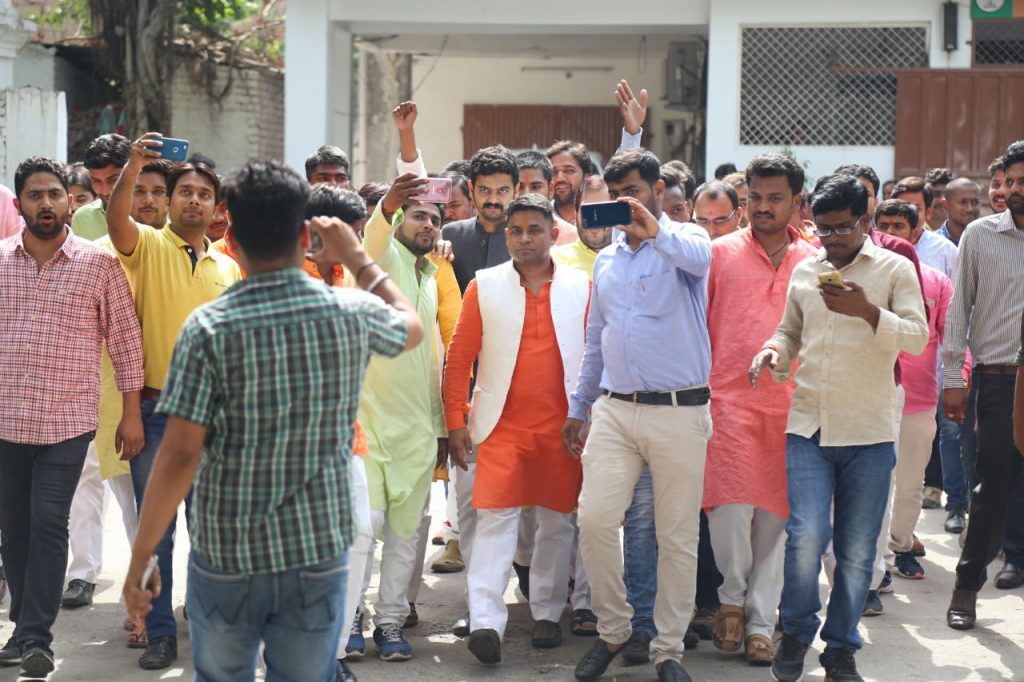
[30,0,92,34]
[180,0,261,32]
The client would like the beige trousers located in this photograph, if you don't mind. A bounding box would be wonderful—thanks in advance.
[577,395,711,665]
[888,410,938,554]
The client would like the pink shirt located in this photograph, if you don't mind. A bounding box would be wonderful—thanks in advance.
[703,226,817,517]
[900,264,951,414]
[0,184,21,239]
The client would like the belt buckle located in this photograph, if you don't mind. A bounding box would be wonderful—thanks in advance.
[632,392,639,403]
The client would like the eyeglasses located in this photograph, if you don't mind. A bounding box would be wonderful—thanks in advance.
[694,210,737,227]
[814,221,859,237]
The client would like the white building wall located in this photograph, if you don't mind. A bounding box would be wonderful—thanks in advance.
[705,0,973,184]
[2,87,66,185]
[410,55,674,173]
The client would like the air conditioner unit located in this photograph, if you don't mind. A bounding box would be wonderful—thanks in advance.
[667,41,701,108]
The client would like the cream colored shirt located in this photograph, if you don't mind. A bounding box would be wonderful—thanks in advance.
[765,238,928,447]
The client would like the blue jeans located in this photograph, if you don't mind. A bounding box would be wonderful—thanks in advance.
[130,398,191,639]
[187,550,348,682]
[624,467,657,636]
[937,407,968,512]
[780,432,894,665]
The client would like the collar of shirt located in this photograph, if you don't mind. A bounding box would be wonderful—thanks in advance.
[813,233,882,266]
[13,226,77,262]
[993,209,1019,233]
[161,225,214,260]
[238,266,308,289]
[393,235,439,277]
[612,212,671,253]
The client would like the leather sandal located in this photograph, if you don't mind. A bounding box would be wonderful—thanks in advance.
[745,633,775,666]
[712,604,744,652]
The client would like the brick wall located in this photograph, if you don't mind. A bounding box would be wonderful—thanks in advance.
[170,59,284,174]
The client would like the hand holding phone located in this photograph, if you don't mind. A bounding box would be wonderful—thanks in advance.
[409,177,452,203]
[580,201,631,229]
[818,271,845,288]
[155,136,190,162]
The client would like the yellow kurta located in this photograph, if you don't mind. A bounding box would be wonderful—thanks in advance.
[359,205,445,538]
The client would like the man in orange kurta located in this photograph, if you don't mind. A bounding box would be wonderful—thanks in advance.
[703,155,817,665]
[444,194,589,665]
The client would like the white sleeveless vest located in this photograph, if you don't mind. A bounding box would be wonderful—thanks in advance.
[468,260,590,445]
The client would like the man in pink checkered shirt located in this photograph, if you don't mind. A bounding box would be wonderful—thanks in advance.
[0,156,144,678]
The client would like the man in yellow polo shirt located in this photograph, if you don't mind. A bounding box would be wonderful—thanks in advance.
[106,132,241,671]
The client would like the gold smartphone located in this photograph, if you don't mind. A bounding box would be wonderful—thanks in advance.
[818,271,845,287]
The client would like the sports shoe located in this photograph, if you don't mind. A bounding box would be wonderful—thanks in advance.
[345,610,365,658]
[0,638,22,666]
[468,628,501,664]
[878,570,893,594]
[862,590,883,617]
[824,651,864,681]
[894,551,925,579]
[770,633,809,682]
[373,623,412,661]
[21,648,55,678]
[944,509,967,534]
[921,486,942,509]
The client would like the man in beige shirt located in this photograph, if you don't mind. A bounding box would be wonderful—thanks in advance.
[750,174,927,682]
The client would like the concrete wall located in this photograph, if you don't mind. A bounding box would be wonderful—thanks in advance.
[705,0,973,184]
[408,54,675,176]
[1,87,66,185]
[169,60,284,174]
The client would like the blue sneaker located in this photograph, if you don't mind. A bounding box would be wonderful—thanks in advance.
[373,623,412,661]
[345,610,365,658]
[894,551,925,579]
[879,570,893,594]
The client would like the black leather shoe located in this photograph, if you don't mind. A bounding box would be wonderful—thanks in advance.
[512,561,531,600]
[995,561,1023,589]
[61,579,95,608]
[656,659,693,682]
[531,619,562,649]
[944,509,967,534]
[452,615,470,637]
[574,639,621,681]
[946,589,977,630]
[0,638,22,667]
[21,648,54,678]
[139,635,177,670]
[468,628,501,664]
[621,630,651,665]
[683,626,699,650]
[336,659,357,682]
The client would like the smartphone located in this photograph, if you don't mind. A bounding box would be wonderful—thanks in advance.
[409,177,452,203]
[580,201,631,229]
[140,555,158,590]
[306,230,323,259]
[155,136,190,162]
[818,271,845,287]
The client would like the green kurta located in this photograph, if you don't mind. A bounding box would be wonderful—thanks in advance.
[359,204,445,538]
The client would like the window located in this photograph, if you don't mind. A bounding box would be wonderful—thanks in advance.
[740,26,929,146]
[974,19,1024,65]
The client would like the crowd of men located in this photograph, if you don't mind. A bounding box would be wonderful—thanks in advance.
[0,77,1021,682]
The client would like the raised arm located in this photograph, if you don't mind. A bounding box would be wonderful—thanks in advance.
[393,101,426,176]
[107,133,162,256]
[615,79,647,152]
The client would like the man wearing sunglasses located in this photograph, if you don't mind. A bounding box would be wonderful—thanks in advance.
[692,181,743,240]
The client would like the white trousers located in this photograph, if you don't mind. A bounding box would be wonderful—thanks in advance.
[468,506,574,638]
[888,410,938,554]
[407,504,431,603]
[570,516,592,611]
[337,456,374,658]
[359,510,421,627]
[442,476,460,544]
[706,503,786,638]
[514,507,537,566]
[67,441,138,583]
[578,396,710,666]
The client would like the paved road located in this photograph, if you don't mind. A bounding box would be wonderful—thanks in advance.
[5,481,1023,680]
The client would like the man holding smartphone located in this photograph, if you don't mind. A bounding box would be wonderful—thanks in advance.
[564,148,712,682]
[106,133,241,670]
[750,174,927,682]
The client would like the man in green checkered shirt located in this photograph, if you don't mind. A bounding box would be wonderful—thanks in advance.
[122,160,425,681]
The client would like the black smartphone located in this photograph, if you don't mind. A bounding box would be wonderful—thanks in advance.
[580,201,631,229]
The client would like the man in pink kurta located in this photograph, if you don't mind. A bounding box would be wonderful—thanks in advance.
[702,154,817,665]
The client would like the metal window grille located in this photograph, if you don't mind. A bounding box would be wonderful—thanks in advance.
[974,19,1024,65]
[740,26,929,146]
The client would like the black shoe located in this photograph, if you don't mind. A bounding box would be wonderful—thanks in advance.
[531,619,562,649]
[690,607,715,640]
[862,590,883,617]
[512,561,531,600]
[467,628,501,665]
[574,639,621,682]
[404,602,419,628]
[61,578,95,608]
[452,615,470,638]
[21,648,54,679]
[139,635,177,670]
[336,658,357,682]
[824,651,864,681]
[944,509,967,534]
[0,567,6,603]
[683,626,699,650]
[995,561,1024,589]
[0,638,22,667]
[771,633,809,682]
[657,659,693,682]
[621,630,651,666]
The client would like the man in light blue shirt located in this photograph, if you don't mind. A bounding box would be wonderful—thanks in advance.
[563,148,711,682]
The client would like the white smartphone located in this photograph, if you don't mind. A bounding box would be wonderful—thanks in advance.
[140,555,158,590]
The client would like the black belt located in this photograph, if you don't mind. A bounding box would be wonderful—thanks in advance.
[605,386,710,407]
[977,364,1018,376]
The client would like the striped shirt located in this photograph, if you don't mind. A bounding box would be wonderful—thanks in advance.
[0,229,143,445]
[942,210,1024,388]
[157,268,408,573]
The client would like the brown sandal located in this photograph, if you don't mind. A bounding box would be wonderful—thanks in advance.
[126,627,148,649]
[712,604,745,652]
[745,633,775,666]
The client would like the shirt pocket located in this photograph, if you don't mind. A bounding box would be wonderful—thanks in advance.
[60,288,100,333]
[635,270,679,318]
